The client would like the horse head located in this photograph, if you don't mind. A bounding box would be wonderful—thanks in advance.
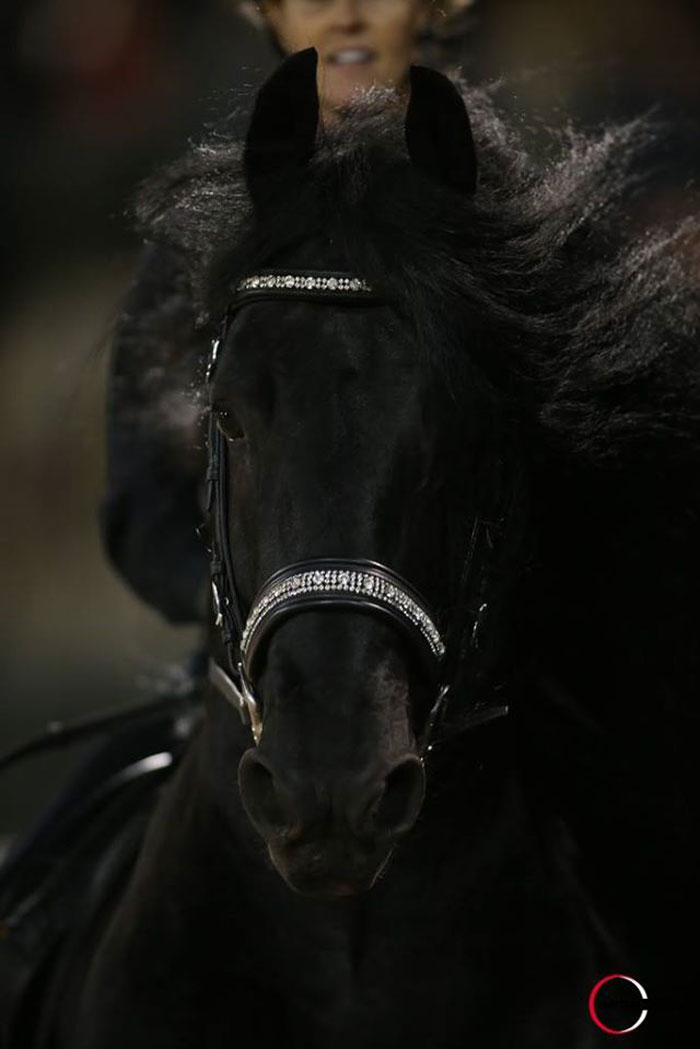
[203,49,514,898]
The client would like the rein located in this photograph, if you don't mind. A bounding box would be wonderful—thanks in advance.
[205,268,509,754]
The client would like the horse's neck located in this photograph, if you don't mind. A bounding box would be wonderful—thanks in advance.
[68,729,250,1045]
[536,460,698,705]
[522,464,700,987]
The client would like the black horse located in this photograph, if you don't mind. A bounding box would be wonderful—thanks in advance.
[2,48,699,1047]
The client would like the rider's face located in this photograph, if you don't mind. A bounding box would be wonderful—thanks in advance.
[261,0,431,110]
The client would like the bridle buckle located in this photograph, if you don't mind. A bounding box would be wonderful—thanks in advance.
[208,661,263,744]
[238,661,263,744]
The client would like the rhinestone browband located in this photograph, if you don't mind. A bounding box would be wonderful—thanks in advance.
[239,562,445,672]
[236,273,373,295]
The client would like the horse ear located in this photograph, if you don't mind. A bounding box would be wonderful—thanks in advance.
[405,66,478,196]
[244,48,320,208]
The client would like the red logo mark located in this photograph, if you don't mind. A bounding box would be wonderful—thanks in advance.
[588,974,648,1035]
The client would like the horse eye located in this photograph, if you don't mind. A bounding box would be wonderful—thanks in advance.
[214,407,245,442]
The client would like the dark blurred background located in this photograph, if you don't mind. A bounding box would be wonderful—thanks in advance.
[1,0,698,846]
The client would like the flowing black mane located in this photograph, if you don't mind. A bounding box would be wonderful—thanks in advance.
[136,78,700,468]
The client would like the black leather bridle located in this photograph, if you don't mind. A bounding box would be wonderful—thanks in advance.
[205,269,510,755]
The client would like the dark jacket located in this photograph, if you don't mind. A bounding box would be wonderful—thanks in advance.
[100,242,209,623]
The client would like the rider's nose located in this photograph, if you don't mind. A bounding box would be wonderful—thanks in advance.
[328,0,365,30]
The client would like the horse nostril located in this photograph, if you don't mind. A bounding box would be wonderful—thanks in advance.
[238,750,291,839]
[239,752,426,846]
[357,757,426,840]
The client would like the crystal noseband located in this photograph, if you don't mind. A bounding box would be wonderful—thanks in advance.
[240,558,445,677]
[211,557,447,747]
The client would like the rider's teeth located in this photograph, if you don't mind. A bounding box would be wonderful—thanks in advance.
[331,50,372,65]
